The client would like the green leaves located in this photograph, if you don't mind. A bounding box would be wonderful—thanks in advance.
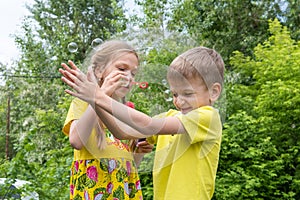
[215,19,300,199]
[0,0,300,199]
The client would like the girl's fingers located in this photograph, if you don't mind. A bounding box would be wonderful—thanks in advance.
[105,71,128,82]
[104,73,129,86]
[137,142,154,150]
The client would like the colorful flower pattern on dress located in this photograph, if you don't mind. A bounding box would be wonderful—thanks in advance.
[87,166,98,182]
[69,137,143,200]
[70,158,142,200]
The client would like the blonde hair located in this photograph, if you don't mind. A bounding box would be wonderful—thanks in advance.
[167,46,224,89]
[88,40,138,150]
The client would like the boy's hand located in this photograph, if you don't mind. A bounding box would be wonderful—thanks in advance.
[59,60,99,105]
[59,60,130,102]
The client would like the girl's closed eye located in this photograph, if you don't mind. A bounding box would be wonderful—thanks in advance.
[184,92,194,96]
[118,66,126,71]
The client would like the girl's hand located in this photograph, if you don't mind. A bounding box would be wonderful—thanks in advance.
[100,70,130,97]
[135,140,154,154]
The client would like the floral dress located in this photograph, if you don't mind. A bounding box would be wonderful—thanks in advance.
[63,98,143,200]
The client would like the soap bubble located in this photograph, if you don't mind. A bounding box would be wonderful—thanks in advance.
[91,38,103,49]
[162,79,167,86]
[67,42,78,53]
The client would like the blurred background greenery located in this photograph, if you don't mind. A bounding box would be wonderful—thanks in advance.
[0,0,299,199]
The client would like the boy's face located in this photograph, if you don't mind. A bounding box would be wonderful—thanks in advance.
[168,75,210,114]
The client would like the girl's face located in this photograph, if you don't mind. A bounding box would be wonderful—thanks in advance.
[168,75,211,114]
[101,52,138,99]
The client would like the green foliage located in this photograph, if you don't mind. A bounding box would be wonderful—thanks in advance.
[281,0,300,40]
[1,0,300,199]
[167,0,300,65]
[214,19,300,199]
[138,151,155,199]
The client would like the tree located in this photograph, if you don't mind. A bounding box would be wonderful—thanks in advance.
[280,0,300,40]
[214,19,300,199]
[167,0,300,65]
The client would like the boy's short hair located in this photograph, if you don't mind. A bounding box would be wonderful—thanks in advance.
[167,47,224,88]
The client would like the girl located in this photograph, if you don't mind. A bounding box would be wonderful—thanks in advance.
[62,40,153,199]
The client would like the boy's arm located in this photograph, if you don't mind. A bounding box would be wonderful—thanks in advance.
[93,93,186,136]
[60,63,187,136]
[95,108,147,139]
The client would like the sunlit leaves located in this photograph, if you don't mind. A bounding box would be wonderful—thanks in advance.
[215,19,300,199]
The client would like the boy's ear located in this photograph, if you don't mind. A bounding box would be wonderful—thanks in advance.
[209,83,222,103]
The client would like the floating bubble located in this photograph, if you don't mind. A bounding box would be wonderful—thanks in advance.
[162,79,168,86]
[165,97,173,102]
[91,38,103,49]
[68,42,78,53]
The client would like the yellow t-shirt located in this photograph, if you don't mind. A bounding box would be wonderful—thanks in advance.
[62,98,134,160]
[62,98,143,199]
[147,106,222,200]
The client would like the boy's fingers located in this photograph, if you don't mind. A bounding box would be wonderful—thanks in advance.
[59,69,74,83]
[61,63,72,71]
[61,77,76,89]
[68,60,79,70]
[61,61,83,80]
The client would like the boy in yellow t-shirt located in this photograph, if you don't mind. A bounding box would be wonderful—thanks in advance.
[60,46,225,200]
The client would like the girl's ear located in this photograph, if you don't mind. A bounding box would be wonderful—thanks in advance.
[209,83,222,103]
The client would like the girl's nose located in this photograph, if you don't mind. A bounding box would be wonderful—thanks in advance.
[125,72,133,81]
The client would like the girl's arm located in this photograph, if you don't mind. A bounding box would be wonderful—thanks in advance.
[69,105,97,150]
[133,140,154,167]
[60,63,187,136]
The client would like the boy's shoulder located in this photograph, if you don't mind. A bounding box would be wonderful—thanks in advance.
[153,109,180,118]
[154,106,217,118]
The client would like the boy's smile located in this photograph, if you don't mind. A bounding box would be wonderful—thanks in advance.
[168,75,211,114]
